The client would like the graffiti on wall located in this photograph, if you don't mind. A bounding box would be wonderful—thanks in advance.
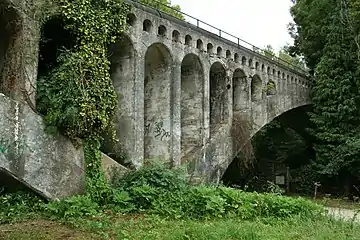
[145,120,171,141]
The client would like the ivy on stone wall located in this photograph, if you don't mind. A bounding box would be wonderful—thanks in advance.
[36,0,130,198]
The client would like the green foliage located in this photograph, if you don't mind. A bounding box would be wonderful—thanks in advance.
[36,0,131,198]
[47,195,99,219]
[111,161,323,220]
[0,190,45,223]
[289,0,360,194]
[139,0,184,20]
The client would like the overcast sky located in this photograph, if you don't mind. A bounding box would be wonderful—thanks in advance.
[170,0,295,52]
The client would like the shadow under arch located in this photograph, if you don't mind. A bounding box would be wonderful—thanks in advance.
[219,103,313,185]
[210,61,228,136]
[101,34,136,167]
[180,53,205,165]
[144,42,173,161]
[251,74,262,102]
[232,68,247,113]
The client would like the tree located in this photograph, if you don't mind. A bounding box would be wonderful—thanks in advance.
[140,0,184,20]
[262,45,275,59]
[290,0,360,194]
[278,46,306,70]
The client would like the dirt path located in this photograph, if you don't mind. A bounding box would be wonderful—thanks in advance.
[326,207,360,222]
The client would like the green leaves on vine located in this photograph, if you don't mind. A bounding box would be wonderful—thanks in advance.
[37,0,131,196]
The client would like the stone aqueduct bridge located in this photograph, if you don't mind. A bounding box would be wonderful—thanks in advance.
[108,1,312,181]
[0,0,311,199]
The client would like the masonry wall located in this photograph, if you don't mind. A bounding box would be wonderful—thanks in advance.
[105,2,311,183]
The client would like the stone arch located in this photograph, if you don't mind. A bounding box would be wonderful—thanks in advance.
[267,66,270,74]
[226,50,231,59]
[248,58,253,68]
[277,70,281,78]
[266,80,276,96]
[106,34,136,164]
[261,64,265,72]
[207,43,214,54]
[221,104,313,184]
[291,76,294,83]
[143,19,152,32]
[287,74,290,80]
[210,62,228,131]
[144,43,173,160]
[196,39,203,50]
[272,68,275,75]
[172,30,180,42]
[255,61,259,70]
[282,72,285,79]
[126,13,136,26]
[251,74,262,101]
[241,56,246,65]
[234,53,239,63]
[185,35,192,46]
[232,68,247,112]
[217,46,223,57]
[158,25,166,36]
[181,54,204,162]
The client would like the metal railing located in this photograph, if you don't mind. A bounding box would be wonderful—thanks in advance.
[129,0,308,76]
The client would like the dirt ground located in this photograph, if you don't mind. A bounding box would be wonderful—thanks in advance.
[0,220,98,240]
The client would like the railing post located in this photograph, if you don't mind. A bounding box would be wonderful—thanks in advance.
[196,19,199,27]
[237,38,240,47]
[219,29,221,37]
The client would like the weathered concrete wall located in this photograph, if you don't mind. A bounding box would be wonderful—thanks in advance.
[105,1,312,182]
[0,94,85,199]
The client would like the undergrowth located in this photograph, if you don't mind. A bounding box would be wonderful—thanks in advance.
[1,161,324,224]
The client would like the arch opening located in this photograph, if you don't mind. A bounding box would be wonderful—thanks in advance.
[241,56,246,65]
[226,50,231,59]
[207,43,213,54]
[210,62,228,130]
[255,61,259,70]
[144,43,173,160]
[143,19,152,32]
[181,54,204,163]
[251,75,262,101]
[103,34,136,165]
[185,35,192,46]
[248,59,253,68]
[217,46,223,57]
[222,104,313,191]
[172,30,180,42]
[158,25,167,36]
[196,39,203,50]
[232,69,247,113]
[266,80,276,96]
[234,53,239,63]
[126,13,136,26]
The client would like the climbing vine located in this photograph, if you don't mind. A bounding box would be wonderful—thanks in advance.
[36,0,131,199]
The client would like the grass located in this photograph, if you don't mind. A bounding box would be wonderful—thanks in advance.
[1,214,360,240]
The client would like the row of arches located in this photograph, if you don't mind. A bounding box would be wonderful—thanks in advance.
[110,34,287,163]
[126,11,307,87]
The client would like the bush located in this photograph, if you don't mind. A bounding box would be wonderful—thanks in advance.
[112,160,324,220]
[0,190,45,223]
[2,161,324,222]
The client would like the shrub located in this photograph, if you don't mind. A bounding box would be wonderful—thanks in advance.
[112,161,324,220]
[0,190,45,223]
